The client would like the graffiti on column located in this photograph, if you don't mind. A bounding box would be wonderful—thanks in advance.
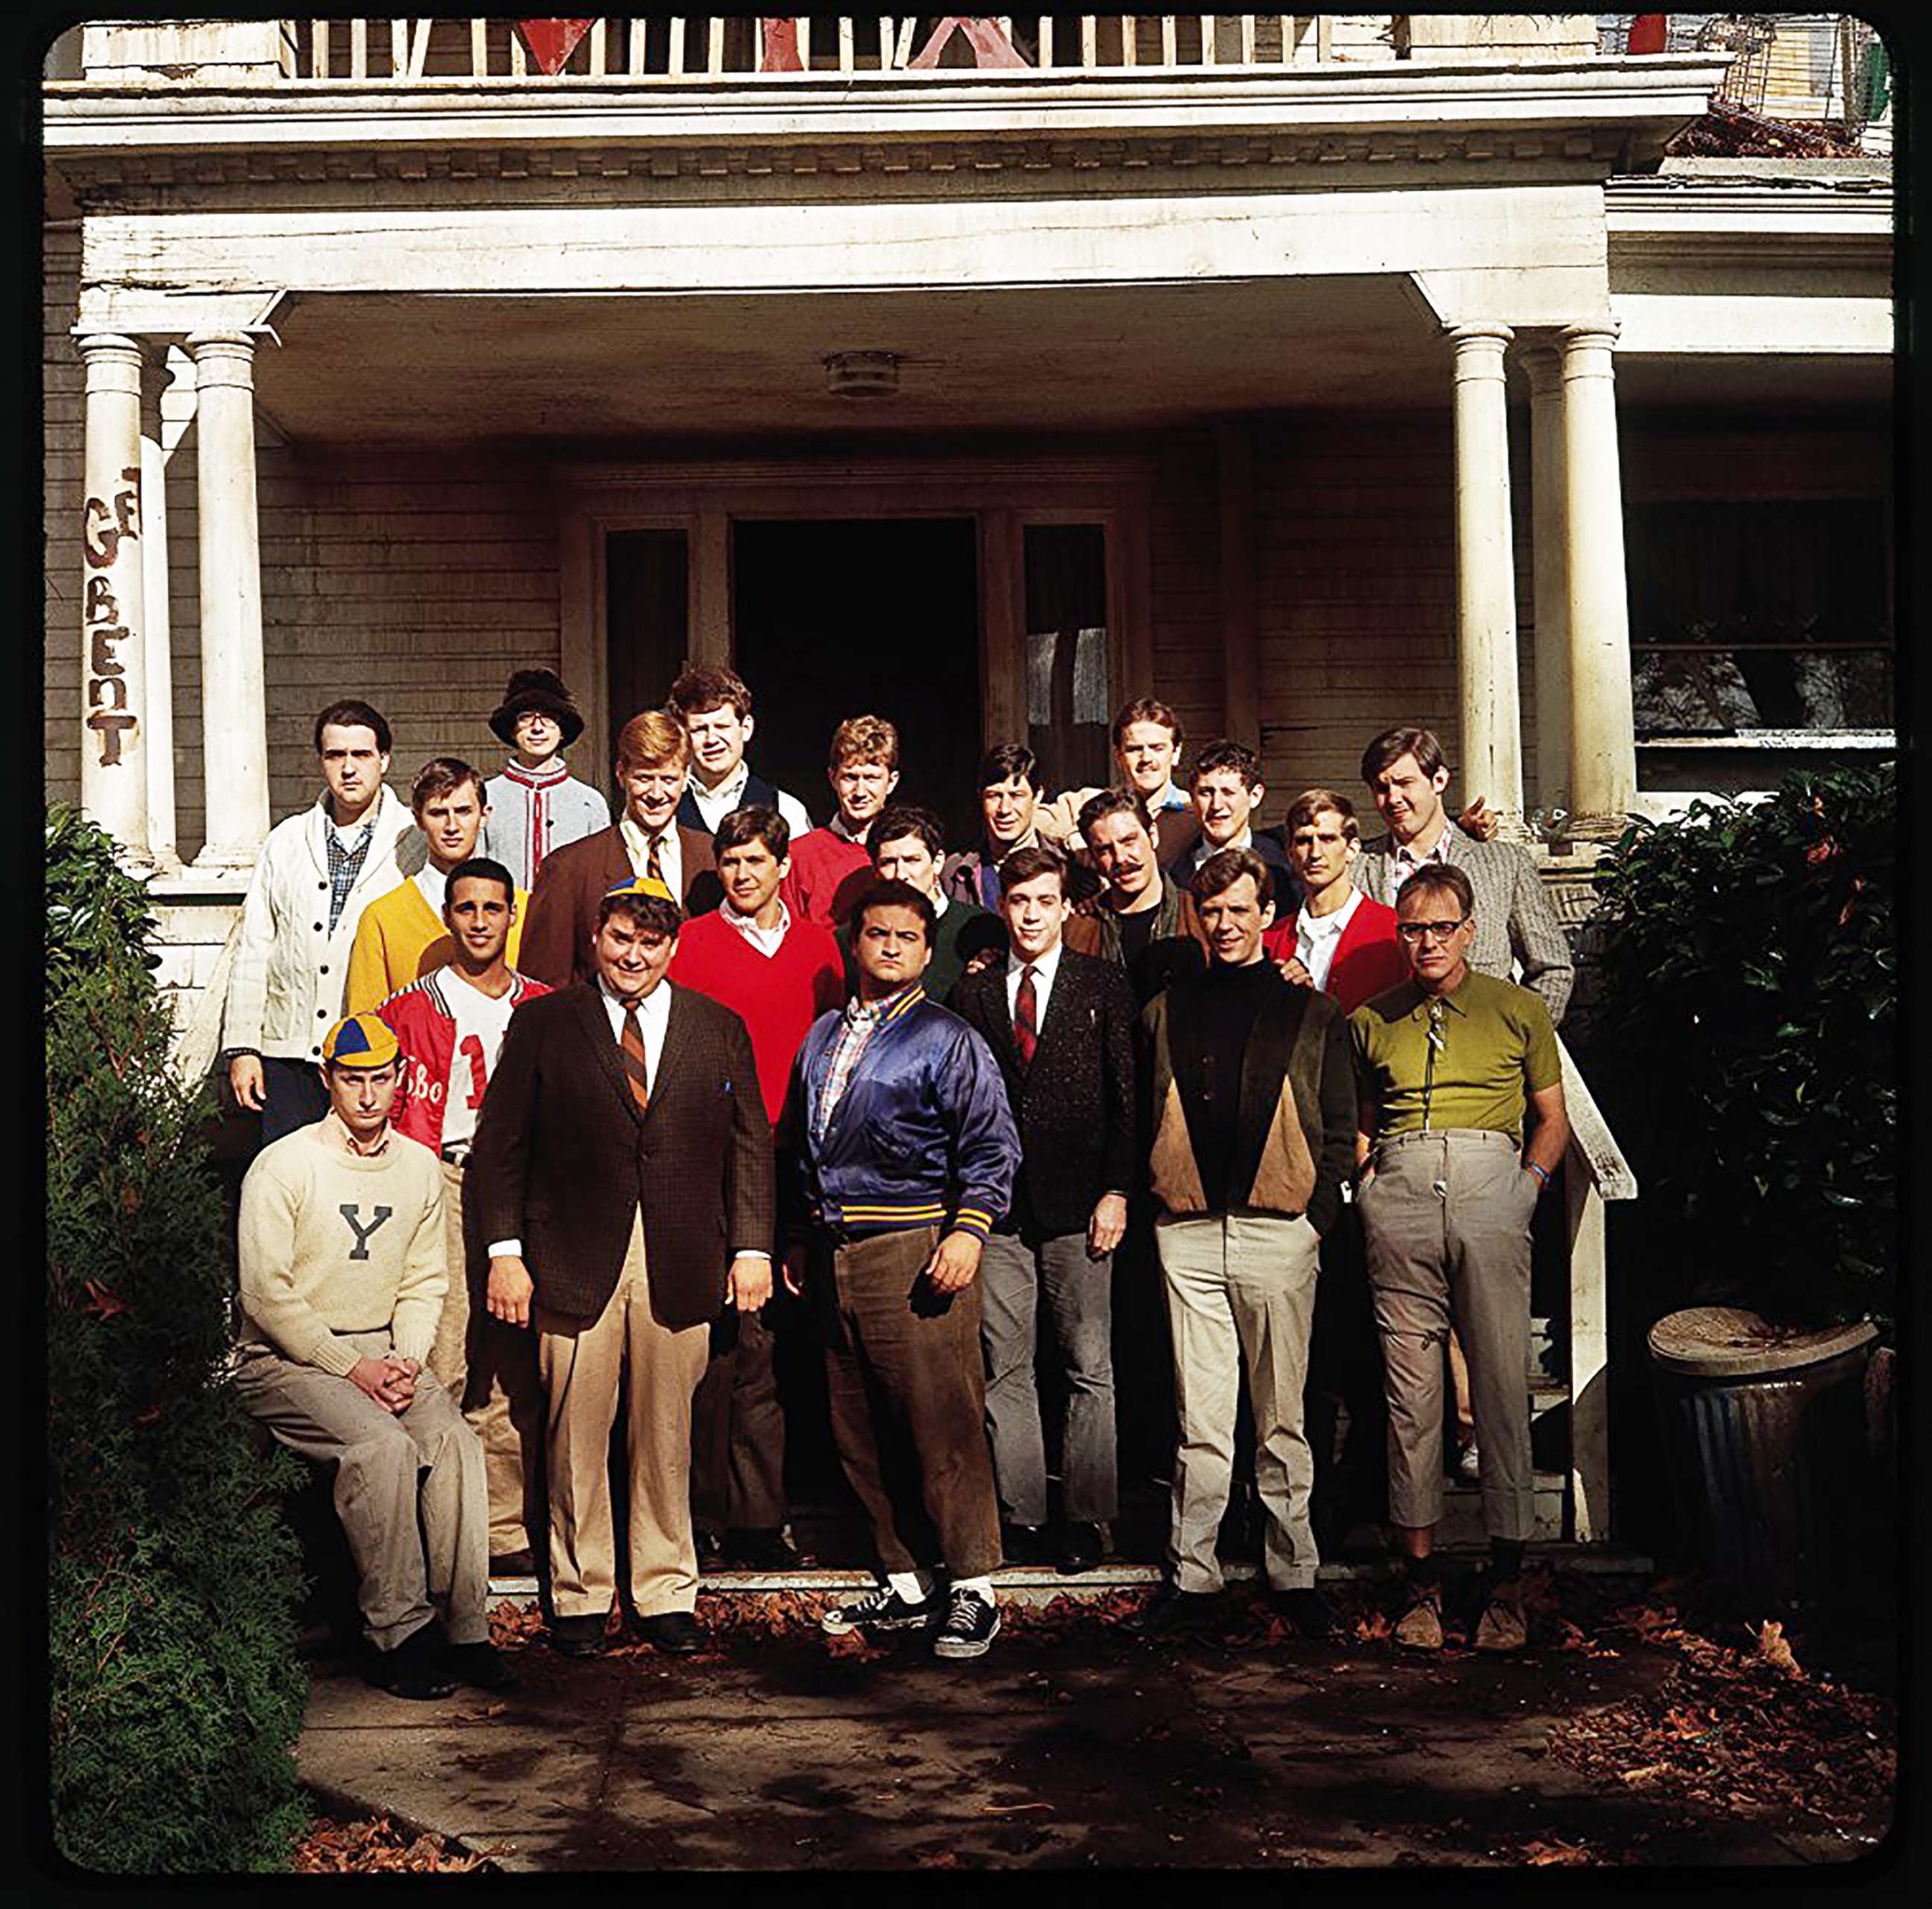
[83,464,140,768]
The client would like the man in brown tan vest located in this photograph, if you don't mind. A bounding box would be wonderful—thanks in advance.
[1120,848,1355,1643]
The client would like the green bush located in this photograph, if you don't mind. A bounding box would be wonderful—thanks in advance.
[1587,763,1895,1331]
[46,804,309,1872]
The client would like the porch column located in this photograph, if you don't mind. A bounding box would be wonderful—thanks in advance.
[186,330,271,868]
[1521,344,1570,821]
[139,345,180,869]
[1559,324,1639,842]
[1446,324,1525,834]
[78,333,152,865]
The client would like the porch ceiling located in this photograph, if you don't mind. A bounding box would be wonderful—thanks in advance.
[251,277,1445,445]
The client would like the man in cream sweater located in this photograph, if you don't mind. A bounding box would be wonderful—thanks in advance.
[230,1012,511,1700]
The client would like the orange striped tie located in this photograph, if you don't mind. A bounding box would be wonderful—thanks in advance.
[646,831,665,887]
[620,1003,650,1114]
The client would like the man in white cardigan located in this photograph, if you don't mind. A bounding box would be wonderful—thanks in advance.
[221,699,424,1143]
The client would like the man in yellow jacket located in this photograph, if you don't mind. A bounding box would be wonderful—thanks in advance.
[347,758,527,1010]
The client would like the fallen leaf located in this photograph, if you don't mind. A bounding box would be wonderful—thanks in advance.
[1755,1621,1802,1677]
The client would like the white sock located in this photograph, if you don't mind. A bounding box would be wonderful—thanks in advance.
[888,1570,933,1604]
[950,1575,995,1604]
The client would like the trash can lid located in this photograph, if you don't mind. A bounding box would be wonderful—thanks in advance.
[1647,1306,1878,1378]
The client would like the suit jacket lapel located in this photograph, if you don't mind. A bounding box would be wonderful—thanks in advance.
[575,982,645,1125]
[648,985,698,1121]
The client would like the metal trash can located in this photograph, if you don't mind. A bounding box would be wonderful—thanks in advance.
[1648,1306,1878,1614]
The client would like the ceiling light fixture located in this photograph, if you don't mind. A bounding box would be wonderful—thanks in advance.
[824,350,900,399]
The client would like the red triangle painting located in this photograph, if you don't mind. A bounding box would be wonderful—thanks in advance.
[516,19,595,75]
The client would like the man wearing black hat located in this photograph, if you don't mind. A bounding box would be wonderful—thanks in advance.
[480,669,611,894]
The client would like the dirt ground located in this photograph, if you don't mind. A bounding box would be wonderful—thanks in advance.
[294,1574,1895,1872]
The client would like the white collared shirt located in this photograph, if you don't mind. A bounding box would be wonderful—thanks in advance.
[1294,886,1364,994]
[596,971,672,1084]
[722,897,792,959]
[412,862,447,918]
[1004,938,1064,1029]
[1189,825,1253,873]
[687,759,813,839]
[619,812,684,899]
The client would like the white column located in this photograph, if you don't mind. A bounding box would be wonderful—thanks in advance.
[1446,323,1525,836]
[1522,344,1570,825]
[186,330,271,869]
[78,334,152,864]
[139,346,180,870]
[1559,324,1639,842]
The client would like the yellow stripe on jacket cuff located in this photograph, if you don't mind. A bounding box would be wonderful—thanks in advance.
[950,1208,994,1240]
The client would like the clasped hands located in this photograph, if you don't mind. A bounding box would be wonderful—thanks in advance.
[350,1353,419,1415]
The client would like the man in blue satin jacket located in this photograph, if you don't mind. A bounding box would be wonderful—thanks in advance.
[783,878,1020,1662]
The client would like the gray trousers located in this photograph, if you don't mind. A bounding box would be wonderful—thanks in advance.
[979,1231,1118,1526]
[1357,1128,1538,1543]
[232,1328,490,1650]
[1155,1211,1322,1593]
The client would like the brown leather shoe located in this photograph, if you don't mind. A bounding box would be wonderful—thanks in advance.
[1392,1584,1445,1651]
[1474,1590,1527,1653]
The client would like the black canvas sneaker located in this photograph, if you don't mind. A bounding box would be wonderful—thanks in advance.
[930,1586,1001,1660]
[819,1581,939,1635]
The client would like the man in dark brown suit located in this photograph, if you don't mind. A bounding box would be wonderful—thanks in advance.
[469,874,773,1657]
[517,708,721,989]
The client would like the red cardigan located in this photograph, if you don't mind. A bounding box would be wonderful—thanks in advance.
[1263,892,1408,1016]
[778,827,875,929]
[667,910,846,1123]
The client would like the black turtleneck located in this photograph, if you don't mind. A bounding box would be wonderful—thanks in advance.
[1174,958,1283,1211]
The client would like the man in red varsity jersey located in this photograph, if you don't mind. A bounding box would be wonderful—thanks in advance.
[379,855,551,1575]
[669,805,845,1567]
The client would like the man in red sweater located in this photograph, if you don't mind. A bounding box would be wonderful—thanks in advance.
[669,805,845,1568]
[778,713,900,928]
[1269,787,1407,1016]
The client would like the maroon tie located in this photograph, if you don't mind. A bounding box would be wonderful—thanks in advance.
[1014,965,1038,1070]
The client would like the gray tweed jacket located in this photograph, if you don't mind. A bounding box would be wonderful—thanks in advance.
[1355,822,1574,1025]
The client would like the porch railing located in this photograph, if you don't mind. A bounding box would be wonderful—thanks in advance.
[286,16,1350,81]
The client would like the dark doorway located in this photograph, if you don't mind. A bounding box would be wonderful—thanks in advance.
[732,519,982,847]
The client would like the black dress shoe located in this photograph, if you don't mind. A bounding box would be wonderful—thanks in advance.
[549,1611,611,1658]
[1120,1583,1223,1638]
[1058,1521,1104,1575]
[365,1625,458,1699]
[488,1549,537,1578]
[724,1527,801,1571]
[631,1609,704,1656]
[1270,1585,1339,1641]
[695,1527,726,1568]
[443,1639,520,1691]
[1000,1522,1048,1567]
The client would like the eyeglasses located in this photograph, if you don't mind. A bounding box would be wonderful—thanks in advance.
[1396,918,1469,944]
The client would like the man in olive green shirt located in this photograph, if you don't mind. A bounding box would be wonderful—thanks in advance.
[1350,863,1568,1655]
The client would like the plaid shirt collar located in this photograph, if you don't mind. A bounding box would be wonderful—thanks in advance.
[323,806,379,933]
[815,982,924,1143]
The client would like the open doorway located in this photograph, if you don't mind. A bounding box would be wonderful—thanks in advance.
[732,518,982,847]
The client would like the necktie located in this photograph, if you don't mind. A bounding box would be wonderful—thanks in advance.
[1014,965,1038,1070]
[646,831,665,887]
[620,1003,651,1115]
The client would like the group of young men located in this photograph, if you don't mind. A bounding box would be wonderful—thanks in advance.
[224,660,1574,1694]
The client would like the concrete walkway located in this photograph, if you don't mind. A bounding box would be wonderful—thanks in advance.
[297,1576,1852,1870]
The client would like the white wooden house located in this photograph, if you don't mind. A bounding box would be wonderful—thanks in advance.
[40,14,1894,1546]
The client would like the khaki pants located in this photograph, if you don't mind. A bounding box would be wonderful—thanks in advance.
[536,1210,711,1620]
[232,1328,489,1650]
[1357,1128,1538,1543]
[432,1159,544,1559]
[1155,1210,1322,1594]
